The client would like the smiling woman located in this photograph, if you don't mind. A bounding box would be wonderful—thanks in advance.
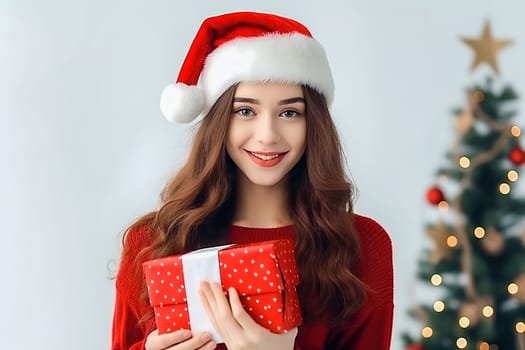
[111,11,393,350]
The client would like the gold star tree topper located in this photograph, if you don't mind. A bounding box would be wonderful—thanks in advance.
[461,21,513,74]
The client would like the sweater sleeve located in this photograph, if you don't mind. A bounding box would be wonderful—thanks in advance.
[111,287,147,350]
[111,224,154,350]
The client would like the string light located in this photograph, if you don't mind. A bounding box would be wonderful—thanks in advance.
[474,227,486,239]
[482,305,494,318]
[511,125,521,137]
[459,156,471,168]
[507,170,519,182]
[421,326,433,338]
[479,342,490,350]
[508,282,519,295]
[438,201,449,211]
[499,183,511,195]
[433,300,445,312]
[447,235,458,247]
[457,337,468,349]
[431,274,443,286]
[516,321,525,333]
[459,316,470,328]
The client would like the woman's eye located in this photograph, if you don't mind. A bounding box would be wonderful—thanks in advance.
[280,110,299,118]
[236,108,254,117]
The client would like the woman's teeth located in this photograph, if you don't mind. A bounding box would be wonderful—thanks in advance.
[250,152,280,160]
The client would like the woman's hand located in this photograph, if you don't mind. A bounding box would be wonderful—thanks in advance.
[199,281,298,350]
[145,329,217,350]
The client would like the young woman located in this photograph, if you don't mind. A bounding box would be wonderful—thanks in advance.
[112,11,393,350]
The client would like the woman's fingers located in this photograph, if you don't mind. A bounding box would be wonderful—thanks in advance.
[195,340,218,350]
[145,329,216,350]
[199,282,219,329]
[199,281,298,350]
[145,329,191,349]
[227,286,261,331]
[171,332,216,350]
[199,281,244,340]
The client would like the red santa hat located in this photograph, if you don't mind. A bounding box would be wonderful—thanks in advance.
[160,11,335,123]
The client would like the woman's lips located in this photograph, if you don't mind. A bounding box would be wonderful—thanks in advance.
[245,150,287,167]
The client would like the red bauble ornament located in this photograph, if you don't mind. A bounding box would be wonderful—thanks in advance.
[406,344,424,350]
[426,186,444,205]
[509,146,525,166]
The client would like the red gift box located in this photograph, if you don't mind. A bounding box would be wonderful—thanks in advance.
[142,239,302,337]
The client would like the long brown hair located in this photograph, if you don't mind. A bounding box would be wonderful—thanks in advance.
[127,84,366,325]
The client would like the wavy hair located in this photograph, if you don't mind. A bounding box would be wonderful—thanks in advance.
[127,84,366,325]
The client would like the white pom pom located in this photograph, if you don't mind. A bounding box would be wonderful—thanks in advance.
[160,83,205,123]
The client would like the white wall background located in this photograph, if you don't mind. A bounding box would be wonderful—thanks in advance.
[2,0,524,349]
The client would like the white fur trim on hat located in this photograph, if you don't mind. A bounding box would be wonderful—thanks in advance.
[200,33,334,116]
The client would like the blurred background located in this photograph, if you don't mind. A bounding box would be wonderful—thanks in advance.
[2,0,524,349]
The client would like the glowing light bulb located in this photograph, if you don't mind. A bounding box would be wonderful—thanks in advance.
[433,300,445,312]
[499,183,511,195]
[447,235,458,247]
[482,305,494,318]
[508,170,519,182]
[457,337,468,348]
[474,227,486,239]
[421,326,433,338]
[438,201,449,211]
[479,342,490,350]
[511,125,521,137]
[459,316,470,328]
[431,274,442,286]
[459,156,471,168]
[516,321,525,333]
[508,283,519,295]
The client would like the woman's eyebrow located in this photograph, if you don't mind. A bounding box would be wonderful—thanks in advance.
[233,97,259,104]
[278,97,305,105]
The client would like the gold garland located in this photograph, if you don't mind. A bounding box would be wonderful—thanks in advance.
[450,90,515,298]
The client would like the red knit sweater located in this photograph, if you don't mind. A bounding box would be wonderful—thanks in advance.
[111,214,394,350]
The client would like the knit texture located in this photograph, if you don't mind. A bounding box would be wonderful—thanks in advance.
[111,214,394,350]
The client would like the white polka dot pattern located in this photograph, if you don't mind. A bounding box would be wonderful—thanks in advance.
[143,255,190,333]
[142,239,302,334]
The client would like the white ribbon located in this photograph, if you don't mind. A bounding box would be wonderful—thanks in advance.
[181,244,233,343]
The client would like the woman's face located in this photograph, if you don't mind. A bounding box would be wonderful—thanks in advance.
[226,82,306,188]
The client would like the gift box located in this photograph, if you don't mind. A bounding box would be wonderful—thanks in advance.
[142,239,302,339]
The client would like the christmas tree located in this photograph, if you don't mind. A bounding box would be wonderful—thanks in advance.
[403,21,525,350]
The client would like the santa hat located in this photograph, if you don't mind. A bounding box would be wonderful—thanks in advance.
[160,11,334,123]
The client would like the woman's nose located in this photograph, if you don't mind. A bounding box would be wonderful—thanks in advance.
[254,115,280,144]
